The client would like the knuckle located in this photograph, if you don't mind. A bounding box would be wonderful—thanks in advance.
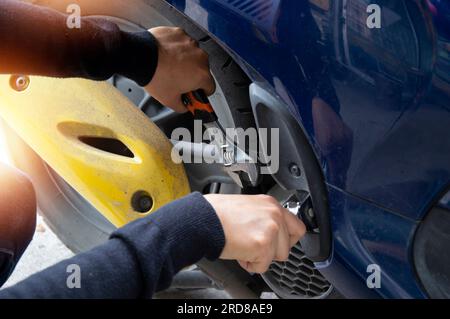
[269,195,280,205]
[267,208,283,225]
[270,207,283,219]
[258,194,276,204]
[266,221,280,235]
[258,194,271,201]
[253,235,269,250]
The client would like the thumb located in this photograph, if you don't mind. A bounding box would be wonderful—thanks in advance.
[283,209,307,247]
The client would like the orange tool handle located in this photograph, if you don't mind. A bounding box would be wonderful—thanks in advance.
[182,90,218,123]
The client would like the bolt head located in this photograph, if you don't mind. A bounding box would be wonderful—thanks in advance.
[131,191,153,213]
[10,75,30,92]
[289,163,301,177]
[139,196,153,211]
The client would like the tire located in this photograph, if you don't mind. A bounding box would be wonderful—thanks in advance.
[2,0,254,253]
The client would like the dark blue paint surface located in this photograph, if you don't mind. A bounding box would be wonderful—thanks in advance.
[324,186,425,298]
[166,0,450,298]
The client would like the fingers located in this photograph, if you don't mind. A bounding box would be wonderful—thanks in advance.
[282,208,307,247]
[208,194,307,275]
[201,71,216,96]
[237,204,306,274]
[195,50,215,96]
[239,211,292,273]
[145,26,215,111]
[185,34,214,95]
[172,96,189,113]
[274,218,291,262]
[239,259,273,274]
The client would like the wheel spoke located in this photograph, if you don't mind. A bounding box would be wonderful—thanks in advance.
[138,94,152,110]
[151,108,176,125]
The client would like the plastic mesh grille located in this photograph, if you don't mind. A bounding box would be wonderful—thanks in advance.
[267,243,331,298]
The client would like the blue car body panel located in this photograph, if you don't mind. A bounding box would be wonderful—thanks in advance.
[165,0,450,298]
[325,187,425,298]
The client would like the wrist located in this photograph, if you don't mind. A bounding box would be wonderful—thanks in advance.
[151,192,226,262]
[115,30,159,86]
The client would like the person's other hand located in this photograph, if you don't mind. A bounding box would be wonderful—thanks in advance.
[204,194,306,274]
[145,27,215,112]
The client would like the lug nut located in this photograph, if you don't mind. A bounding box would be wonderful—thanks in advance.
[289,163,301,178]
[131,191,153,213]
[285,201,300,216]
[10,75,30,92]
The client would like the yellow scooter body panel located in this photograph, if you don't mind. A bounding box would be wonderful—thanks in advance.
[0,75,190,227]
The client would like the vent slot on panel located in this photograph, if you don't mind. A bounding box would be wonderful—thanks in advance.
[225,0,276,22]
[79,136,134,158]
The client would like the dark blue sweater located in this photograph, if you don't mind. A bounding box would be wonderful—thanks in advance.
[0,193,225,298]
[0,0,158,86]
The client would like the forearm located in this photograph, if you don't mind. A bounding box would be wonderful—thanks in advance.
[0,0,158,86]
[0,238,144,299]
[0,193,225,299]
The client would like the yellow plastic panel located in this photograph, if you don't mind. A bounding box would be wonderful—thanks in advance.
[0,75,190,227]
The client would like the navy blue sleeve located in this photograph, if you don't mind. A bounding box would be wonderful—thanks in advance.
[0,192,225,299]
[0,0,158,86]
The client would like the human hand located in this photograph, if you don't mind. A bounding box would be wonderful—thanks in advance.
[204,194,306,274]
[145,27,215,112]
